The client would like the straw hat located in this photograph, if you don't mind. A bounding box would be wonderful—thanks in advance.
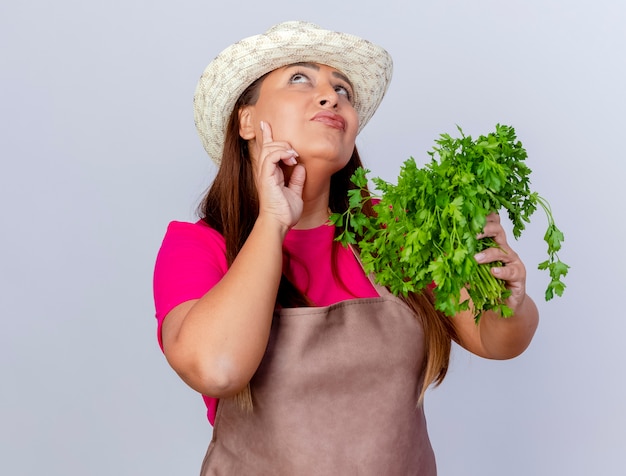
[193,21,393,164]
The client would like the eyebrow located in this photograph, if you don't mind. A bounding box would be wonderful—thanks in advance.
[287,62,353,89]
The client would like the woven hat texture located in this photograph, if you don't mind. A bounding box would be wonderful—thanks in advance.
[194,21,393,164]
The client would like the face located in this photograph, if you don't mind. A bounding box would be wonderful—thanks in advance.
[239,63,359,175]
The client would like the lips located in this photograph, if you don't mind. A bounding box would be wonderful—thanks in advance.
[311,111,346,131]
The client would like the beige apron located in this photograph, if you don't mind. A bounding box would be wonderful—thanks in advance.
[200,281,436,475]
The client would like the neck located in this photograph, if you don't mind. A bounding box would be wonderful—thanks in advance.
[293,176,331,230]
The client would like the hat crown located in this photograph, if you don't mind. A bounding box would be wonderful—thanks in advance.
[266,20,319,34]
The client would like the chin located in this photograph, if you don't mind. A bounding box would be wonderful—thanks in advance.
[301,152,352,175]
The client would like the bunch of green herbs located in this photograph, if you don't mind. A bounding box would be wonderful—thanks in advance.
[330,124,568,321]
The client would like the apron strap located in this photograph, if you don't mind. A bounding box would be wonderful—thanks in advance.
[348,244,393,298]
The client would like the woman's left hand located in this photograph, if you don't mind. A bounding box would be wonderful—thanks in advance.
[473,212,527,314]
[452,212,539,360]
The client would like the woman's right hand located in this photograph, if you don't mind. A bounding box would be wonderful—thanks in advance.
[254,121,306,231]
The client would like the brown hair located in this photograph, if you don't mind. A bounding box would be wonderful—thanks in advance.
[198,75,456,408]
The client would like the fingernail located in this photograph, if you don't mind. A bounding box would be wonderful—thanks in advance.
[492,267,501,275]
[260,121,265,131]
[287,149,299,157]
[474,253,485,262]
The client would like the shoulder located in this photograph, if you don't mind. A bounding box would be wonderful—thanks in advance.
[162,219,225,245]
[155,219,227,275]
[158,219,226,257]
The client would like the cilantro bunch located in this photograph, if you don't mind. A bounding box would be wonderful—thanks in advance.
[330,124,568,321]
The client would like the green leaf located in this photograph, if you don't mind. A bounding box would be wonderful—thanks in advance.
[329,212,343,227]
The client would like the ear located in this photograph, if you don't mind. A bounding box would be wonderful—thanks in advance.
[238,106,256,140]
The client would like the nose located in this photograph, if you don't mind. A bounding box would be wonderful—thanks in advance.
[317,83,339,108]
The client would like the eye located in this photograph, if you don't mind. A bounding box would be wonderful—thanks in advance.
[335,84,353,101]
[289,72,310,84]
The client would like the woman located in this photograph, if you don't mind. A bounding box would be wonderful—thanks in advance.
[153,21,539,475]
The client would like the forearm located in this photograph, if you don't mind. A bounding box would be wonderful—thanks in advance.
[476,293,539,359]
[164,216,288,396]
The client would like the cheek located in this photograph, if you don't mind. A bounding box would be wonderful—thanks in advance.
[258,108,298,143]
[345,109,359,139]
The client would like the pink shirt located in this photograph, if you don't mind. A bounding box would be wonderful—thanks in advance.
[153,220,378,424]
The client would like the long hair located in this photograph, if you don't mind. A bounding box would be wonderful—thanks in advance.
[198,76,456,408]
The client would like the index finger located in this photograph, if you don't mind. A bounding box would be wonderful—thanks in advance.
[260,120,273,145]
[485,212,501,224]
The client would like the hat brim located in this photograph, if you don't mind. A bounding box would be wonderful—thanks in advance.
[193,21,393,164]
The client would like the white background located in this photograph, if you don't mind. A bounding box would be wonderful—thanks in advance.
[2,0,625,474]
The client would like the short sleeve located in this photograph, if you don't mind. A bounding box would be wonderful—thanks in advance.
[152,220,228,350]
